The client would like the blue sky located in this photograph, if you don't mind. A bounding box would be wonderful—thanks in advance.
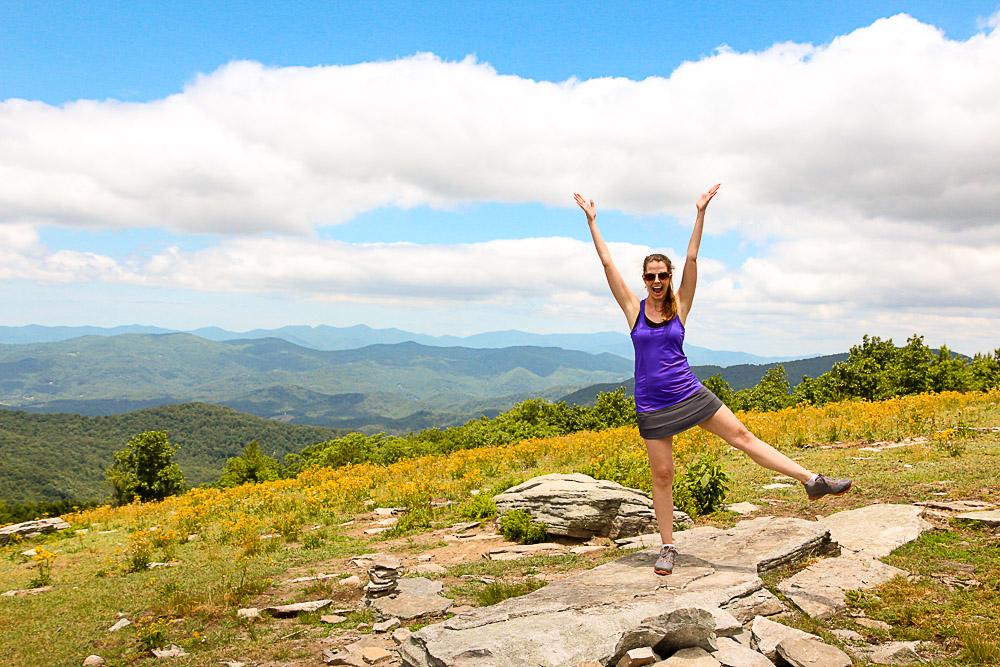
[2,1,999,356]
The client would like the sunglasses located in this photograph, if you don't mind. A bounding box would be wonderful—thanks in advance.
[642,271,671,282]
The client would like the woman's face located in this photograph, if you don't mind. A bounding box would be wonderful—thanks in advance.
[643,260,670,300]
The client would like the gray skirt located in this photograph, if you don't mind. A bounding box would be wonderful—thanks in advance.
[636,386,724,439]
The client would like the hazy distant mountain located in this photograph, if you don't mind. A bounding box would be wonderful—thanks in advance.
[0,324,800,367]
[0,334,631,426]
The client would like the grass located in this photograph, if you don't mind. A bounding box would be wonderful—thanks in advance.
[0,392,997,665]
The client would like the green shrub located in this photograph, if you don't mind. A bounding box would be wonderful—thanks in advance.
[498,509,547,544]
[672,453,730,517]
[459,492,497,520]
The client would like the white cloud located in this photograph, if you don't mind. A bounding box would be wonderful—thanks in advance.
[1,14,998,238]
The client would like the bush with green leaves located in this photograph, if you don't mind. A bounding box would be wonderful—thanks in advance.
[460,492,497,520]
[672,453,730,517]
[498,509,547,544]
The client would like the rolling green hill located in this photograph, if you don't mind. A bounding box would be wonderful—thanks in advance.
[0,334,632,422]
[0,403,349,504]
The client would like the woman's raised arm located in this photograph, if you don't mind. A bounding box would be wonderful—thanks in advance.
[574,193,640,327]
[676,183,720,325]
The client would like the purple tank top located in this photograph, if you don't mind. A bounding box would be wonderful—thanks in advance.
[631,300,705,413]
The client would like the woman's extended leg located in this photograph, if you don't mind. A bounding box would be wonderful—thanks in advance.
[697,404,812,482]
[699,404,853,500]
[643,436,676,544]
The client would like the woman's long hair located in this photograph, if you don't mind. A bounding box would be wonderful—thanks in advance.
[643,254,677,321]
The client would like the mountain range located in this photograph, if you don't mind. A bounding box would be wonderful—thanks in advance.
[0,334,632,430]
[0,324,802,366]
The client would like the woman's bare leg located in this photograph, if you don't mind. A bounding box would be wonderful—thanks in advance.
[697,404,813,482]
[643,436,676,544]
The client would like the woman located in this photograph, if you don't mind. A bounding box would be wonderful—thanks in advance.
[574,184,852,576]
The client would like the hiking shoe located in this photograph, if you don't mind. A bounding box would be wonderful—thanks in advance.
[804,474,853,501]
[654,545,677,575]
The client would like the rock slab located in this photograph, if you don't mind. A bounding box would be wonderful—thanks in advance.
[777,557,907,618]
[776,637,851,667]
[400,517,830,667]
[822,505,934,559]
[955,509,1000,526]
[493,473,689,539]
[372,577,453,620]
[0,517,71,545]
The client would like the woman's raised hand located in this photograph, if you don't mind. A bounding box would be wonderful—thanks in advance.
[696,183,721,212]
[574,193,597,222]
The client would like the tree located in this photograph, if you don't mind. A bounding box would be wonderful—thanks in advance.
[591,387,637,428]
[701,374,734,409]
[888,335,933,395]
[734,365,792,412]
[217,441,280,487]
[106,431,186,505]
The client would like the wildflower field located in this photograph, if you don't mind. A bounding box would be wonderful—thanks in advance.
[1,390,999,665]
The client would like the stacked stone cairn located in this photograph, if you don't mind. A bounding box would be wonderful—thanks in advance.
[364,555,404,599]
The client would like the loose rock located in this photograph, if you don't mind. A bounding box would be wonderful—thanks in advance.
[750,616,822,661]
[374,618,401,633]
[83,656,105,666]
[855,618,891,631]
[150,644,188,658]
[616,646,657,667]
[712,637,774,667]
[263,599,332,617]
[362,646,394,663]
[776,637,851,667]
[830,629,863,643]
[0,586,52,597]
[609,608,718,665]
[108,618,131,632]
[570,545,609,555]
[726,503,760,515]
[660,647,721,667]
[723,588,786,623]
[321,614,348,624]
[868,641,923,665]
[237,608,260,619]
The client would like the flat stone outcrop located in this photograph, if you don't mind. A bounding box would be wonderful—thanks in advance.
[955,509,1000,526]
[821,504,933,559]
[371,577,453,620]
[493,473,691,539]
[777,557,907,619]
[0,517,71,545]
[673,516,836,575]
[399,517,831,667]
